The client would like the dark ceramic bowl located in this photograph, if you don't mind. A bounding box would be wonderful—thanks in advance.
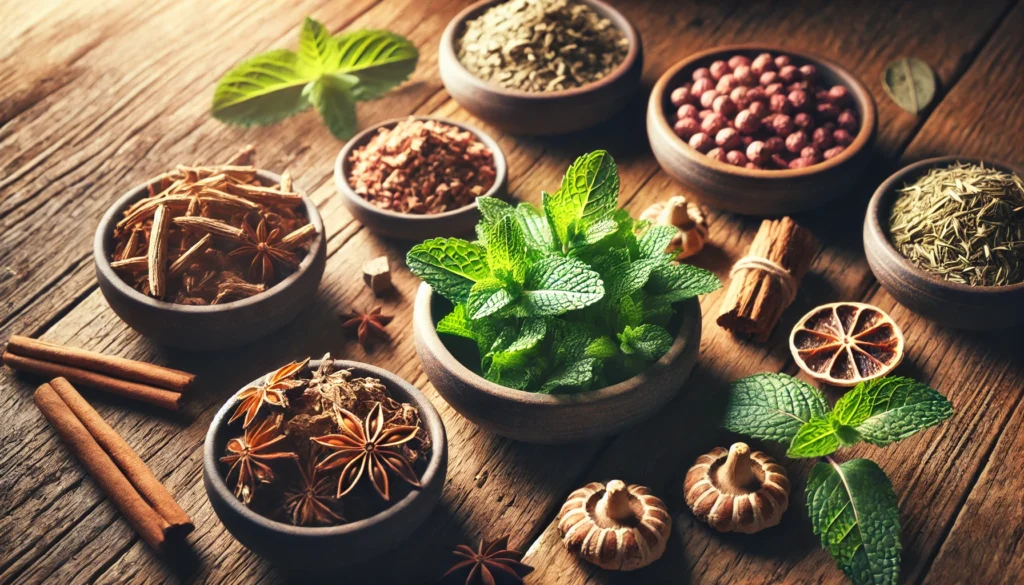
[413,283,702,443]
[864,156,1024,330]
[647,45,877,215]
[203,359,448,570]
[94,170,326,350]
[438,0,644,136]
[334,116,508,240]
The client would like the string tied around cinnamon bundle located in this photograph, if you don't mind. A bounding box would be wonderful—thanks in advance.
[728,256,799,305]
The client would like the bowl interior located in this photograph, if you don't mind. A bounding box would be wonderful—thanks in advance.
[203,359,446,536]
[443,0,640,99]
[869,156,1024,293]
[94,170,325,313]
[424,287,693,404]
[335,116,507,220]
[654,45,875,178]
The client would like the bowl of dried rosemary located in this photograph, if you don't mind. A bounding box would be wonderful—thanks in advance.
[438,0,644,136]
[334,116,508,241]
[864,156,1024,329]
[93,150,327,350]
[202,357,447,569]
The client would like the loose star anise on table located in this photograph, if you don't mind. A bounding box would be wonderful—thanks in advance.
[228,216,301,283]
[442,535,534,585]
[340,306,393,347]
[282,448,345,526]
[229,358,309,428]
[311,402,421,500]
[220,415,298,505]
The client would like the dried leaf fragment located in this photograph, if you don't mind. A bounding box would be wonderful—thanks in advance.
[882,57,936,115]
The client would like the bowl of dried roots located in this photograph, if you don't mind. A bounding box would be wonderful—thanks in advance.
[203,356,448,570]
[93,146,327,350]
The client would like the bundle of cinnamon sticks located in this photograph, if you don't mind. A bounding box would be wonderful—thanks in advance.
[33,378,193,553]
[2,336,193,411]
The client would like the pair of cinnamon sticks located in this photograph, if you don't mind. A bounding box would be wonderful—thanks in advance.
[34,377,194,553]
[3,336,193,410]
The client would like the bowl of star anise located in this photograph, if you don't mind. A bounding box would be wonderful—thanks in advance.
[93,146,327,350]
[202,355,447,570]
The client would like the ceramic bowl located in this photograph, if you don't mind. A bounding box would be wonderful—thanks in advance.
[94,170,326,351]
[438,0,644,136]
[203,359,448,570]
[647,45,877,215]
[334,116,508,240]
[864,156,1024,330]
[413,283,702,443]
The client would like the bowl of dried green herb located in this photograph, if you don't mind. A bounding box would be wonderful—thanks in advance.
[203,357,448,570]
[864,156,1024,329]
[334,116,508,240]
[438,0,643,136]
[408,150,720,443]
[94,150,327,350]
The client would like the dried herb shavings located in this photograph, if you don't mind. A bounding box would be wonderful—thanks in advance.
[218,355,431,527]
[457,0,629,93]
[110,147,318,305]
[888,161,1024,287]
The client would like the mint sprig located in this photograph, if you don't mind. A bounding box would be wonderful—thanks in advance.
[407,150,721,393]
[722,373,953,585]
[212,17,417,140]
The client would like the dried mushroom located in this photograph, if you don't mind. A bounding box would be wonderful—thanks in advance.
[684,442,790,534]
[557,480,671,571]
[640,195,709,260]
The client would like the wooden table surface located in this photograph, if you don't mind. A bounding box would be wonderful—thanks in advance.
[2,0,1023,583]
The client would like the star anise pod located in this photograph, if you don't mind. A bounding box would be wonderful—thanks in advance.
[443,535,534,585]
[230,358,309,428]
[311,402,420,500]
[220,415,298,505]
[282,449,345,526]
[228,216,299,283]
[340,306,393,346]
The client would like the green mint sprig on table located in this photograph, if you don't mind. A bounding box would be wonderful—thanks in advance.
[406,150,721,393]
[212,17,417,140]
[722,373,953,585]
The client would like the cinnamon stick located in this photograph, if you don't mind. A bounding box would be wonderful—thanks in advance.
[3,352,182,411]
[33,383,170,552]
[48,377,193,535]
[717,217,817,342]
[6,336,194,391]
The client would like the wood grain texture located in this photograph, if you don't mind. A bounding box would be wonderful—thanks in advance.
[0,0,1021,584]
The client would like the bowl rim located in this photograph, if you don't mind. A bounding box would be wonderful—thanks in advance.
[413,282,702,405]
[648,43,877,179]
[202,359,447,536]
[334,115,508,221]
[865,155,1024,294]
[93,169,326,313]
[439,0,641,100]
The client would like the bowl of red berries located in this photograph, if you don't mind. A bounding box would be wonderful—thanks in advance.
[647,45,877,215]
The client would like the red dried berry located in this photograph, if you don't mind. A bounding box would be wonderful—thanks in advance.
[733,65,754,86]
[801,145,822,163]
[787,89,810,111]
[747,101,769,118]
[774,55,791,68]
[671,86,695,107]
[734,109,761,134]
[730,86,750,109]
[728,55,751,69]
[673,117,701,140]
[837,109,858,132]
[788,157,814,169]
[716,127,741,149]
[700,90,719,109]
[823,145,846,160]
[710,60,730,80]
[833,128,854,146]
[765,82,785,97]
[677,104,699,120]
[799,64,818,83]
[712,95,737,116]
[785,131,809,153]
[793,112,815,130]
[812,127,834,149]
[707,147,728,162]
[726,150,748,166]
[692,67,712,81]
[701,112,728,134]
[827,85,850,105]
[692,78,714,96]
[759,71,780,87]
[764,136,785,154]
[716,74,738,93]
[751,53,775,75]
[746,140,768,164]
[816,102,840,120]
[778,65,800,84]
[689,132,714,153]
[772,114,795,136]
[745,86,768,103]
[770,93,792,114]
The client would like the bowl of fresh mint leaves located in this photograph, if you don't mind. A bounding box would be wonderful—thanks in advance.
[408,150,721,443]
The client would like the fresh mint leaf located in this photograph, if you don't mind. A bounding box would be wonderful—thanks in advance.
[618,324,673,361]
[787,417,841,458]
[486,215,527,282]
[544,150,619,246]
[638,225,678,260]
[585,336,618,359]
[831,377,953,446]
[515,202,554,253]
[613,295,643,330]
[406,238,489,303]
[521,256,603,316]
[604,258,661,300]
[646,263,722,303]
[213,19,416,139]
[437,304,497,354]
[574,217,619,248]
[467,277,518,319]
[807,459,901,585]
[540,358,598,393]
[723,373,831,443]
[478,196,514,225]
[305,74,358,139]
[641,295,673,326]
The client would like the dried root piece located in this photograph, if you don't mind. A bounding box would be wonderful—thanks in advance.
[640,195,709,259]
[684,443,790,534]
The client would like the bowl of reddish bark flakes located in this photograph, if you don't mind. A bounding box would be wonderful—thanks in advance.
[334,116,508,240]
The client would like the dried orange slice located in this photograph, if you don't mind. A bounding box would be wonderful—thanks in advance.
[789,302,905,387]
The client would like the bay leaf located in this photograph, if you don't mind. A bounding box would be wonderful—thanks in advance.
[882,57,936,115]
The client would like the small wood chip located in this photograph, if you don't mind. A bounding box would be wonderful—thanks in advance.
[148,205,171,298]
[362,256,392,294]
